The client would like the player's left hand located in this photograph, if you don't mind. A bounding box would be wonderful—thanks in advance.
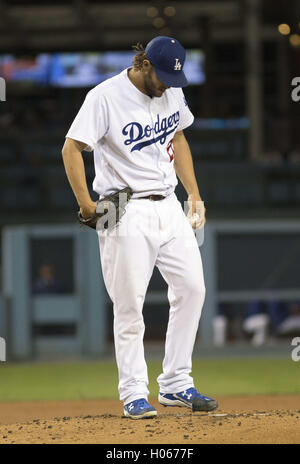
[187,193,206,229]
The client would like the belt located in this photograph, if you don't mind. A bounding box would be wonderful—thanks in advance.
[138,195,166,201]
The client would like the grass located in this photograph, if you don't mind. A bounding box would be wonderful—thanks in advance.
[0,358,299,403]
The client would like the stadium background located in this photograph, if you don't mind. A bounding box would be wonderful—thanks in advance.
[0,0,300,444]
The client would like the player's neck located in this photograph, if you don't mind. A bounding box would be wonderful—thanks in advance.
[127,68,149,97]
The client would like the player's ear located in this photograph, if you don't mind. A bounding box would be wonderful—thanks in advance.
[142,59,151,71]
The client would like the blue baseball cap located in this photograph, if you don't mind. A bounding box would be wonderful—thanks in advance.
[145,36,188,88]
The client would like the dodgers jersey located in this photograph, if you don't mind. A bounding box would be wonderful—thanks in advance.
[66,68,194,199]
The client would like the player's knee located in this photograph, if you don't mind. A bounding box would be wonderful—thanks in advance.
[186,278,206,302]
[114,291,145,313]
[115,316,145,338]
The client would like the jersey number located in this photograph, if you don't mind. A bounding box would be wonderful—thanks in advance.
[167,139,175,162]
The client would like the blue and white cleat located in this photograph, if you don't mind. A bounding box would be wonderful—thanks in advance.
[124,398,157,419]
[158,387,218,412]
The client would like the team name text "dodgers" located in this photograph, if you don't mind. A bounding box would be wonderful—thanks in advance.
[122,112,179,152]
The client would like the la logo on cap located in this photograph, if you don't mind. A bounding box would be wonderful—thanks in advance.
[174,58,182,71]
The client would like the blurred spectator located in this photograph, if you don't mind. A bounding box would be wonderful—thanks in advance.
[32,264,64,294]
[213,303,245,346]
[242,300,278,346]
[213,299,300,347]
[243,300,300,345]
[243,301,269,346]
[277,301,300,336]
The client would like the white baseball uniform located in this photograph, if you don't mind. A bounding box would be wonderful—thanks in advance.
[66,68,206,405]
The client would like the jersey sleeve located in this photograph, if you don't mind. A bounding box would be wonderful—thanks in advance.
[65,89,108,152]
[175,88,194,132]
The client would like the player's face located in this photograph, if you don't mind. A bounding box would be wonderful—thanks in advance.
[143,62,169,97]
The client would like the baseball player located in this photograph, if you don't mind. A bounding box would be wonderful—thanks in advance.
[62,36,218,419]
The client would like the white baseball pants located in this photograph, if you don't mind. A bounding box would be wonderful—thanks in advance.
[97,193,205,405]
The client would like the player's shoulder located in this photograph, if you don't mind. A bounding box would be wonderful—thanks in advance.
[168,87,185,99]
[86,70,127,100]
[167,87,188,108]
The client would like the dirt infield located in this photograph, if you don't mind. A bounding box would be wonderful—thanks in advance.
[0,395,299,444]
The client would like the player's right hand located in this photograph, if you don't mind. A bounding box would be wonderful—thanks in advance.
[80,201,97,219]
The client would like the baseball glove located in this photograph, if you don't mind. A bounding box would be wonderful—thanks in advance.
[77,187,133,231]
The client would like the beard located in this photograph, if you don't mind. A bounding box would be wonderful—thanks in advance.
[143,70,165,98]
